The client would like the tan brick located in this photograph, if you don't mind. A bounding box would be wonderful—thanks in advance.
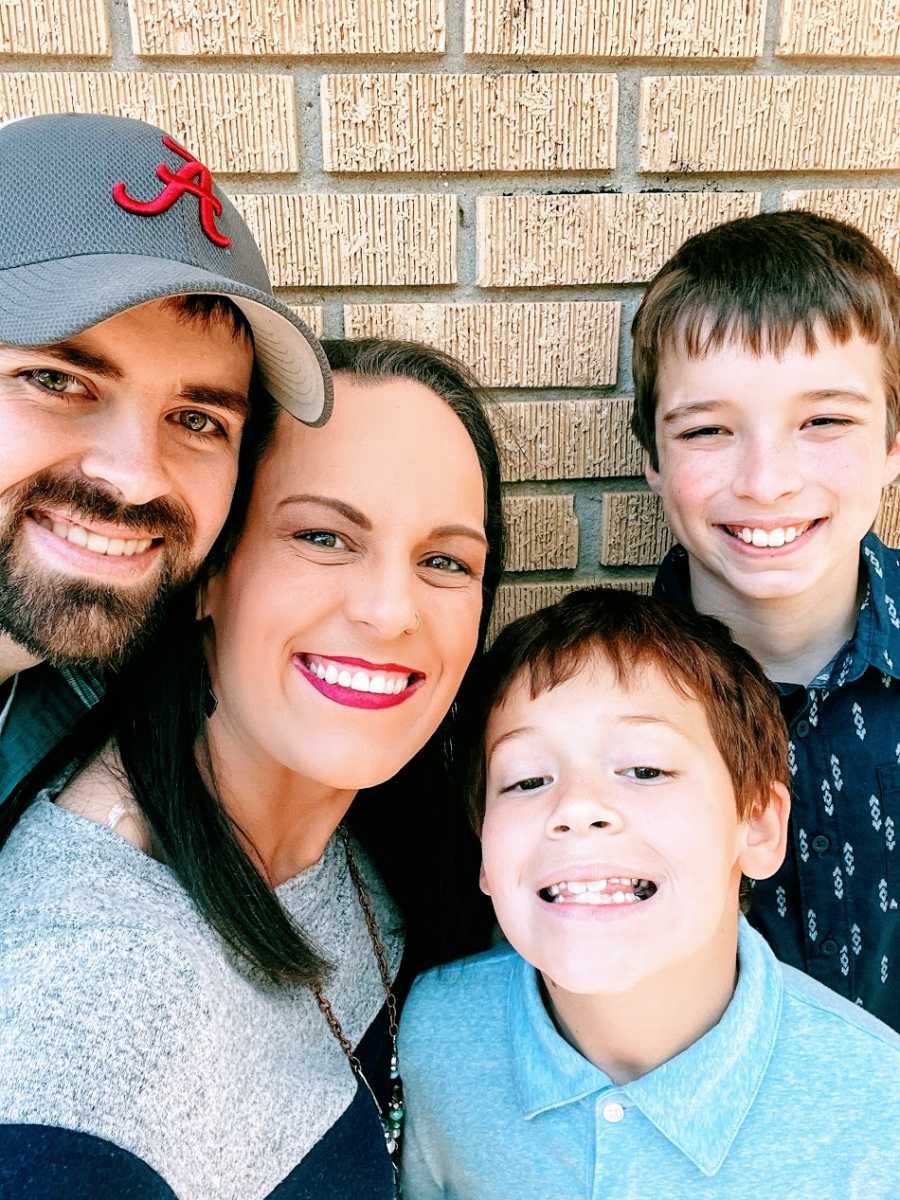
[231,194,457,288]
[641,75,900,173]
[477,192,759,287]
[342,302,619,388]
[0,73,295,175]
[504,496,578,571]
[782,189,900,270]
[322,73,616,173]
[466,0,765,59]
[778,0,900,59]
[0,0,110,56]
[600,492,672,566]
[128,0,445,58]
[491,399,641,482]
[286,305,325,337]
[876,485,900,548]
[489,576,653,641]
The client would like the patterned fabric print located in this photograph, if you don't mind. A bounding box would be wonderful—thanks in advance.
[654,533,900,1031]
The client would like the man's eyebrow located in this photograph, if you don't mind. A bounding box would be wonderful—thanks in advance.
[276,493,372,531]
[19,339,124,380]
[182,384,251,419]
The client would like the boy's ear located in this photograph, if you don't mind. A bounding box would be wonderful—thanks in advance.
[882,427,900,487]
[644,451,662,495]
[478,859,492,897]
[738,781,790,882]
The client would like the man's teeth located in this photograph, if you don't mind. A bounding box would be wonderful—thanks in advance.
[544,877,655,905]
[728,523,810,548]
[33,514,153,556]
[306,656,410,695]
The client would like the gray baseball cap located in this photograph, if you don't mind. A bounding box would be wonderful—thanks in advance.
[0,112,331,425]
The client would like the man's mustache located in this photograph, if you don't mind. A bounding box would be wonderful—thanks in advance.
[9,470,194,545]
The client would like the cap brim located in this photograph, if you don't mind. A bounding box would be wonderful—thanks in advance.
[0,254,332,426]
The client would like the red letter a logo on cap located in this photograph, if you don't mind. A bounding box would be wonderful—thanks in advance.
[112,135,231,248]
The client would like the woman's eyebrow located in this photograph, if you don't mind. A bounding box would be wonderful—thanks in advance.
[276,493,372,530]
[429,524,488,547]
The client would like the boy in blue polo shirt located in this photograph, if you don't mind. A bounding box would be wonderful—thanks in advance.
[399,590,900,1198]
[634,211,900,1028]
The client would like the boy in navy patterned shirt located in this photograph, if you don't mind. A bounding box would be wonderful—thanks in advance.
[634,210,900,1028]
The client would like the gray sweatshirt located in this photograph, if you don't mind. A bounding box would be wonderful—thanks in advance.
[0,798,403,1199]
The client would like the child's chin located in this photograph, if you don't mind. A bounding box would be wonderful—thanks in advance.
[541,960,650,997]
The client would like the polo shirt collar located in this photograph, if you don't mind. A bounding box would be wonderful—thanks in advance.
[507,919,783,1177]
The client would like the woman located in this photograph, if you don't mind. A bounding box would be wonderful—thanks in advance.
[0,339,505,1200]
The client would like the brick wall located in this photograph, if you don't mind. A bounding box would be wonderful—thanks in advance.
[2,0,898,635]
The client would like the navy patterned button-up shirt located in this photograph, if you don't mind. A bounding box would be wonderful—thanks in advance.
[655,532,900,1031]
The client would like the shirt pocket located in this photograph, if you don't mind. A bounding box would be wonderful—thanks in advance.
[875,764,900,892]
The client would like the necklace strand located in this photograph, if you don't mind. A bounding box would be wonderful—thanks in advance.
[313,827,404,1195]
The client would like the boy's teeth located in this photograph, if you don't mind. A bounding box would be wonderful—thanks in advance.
[545,877,655,905]
[732,524,807,548]
[35,514,153,557]
[307,656,410,694]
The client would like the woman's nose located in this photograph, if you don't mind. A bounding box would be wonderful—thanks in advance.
[343,556,420,641]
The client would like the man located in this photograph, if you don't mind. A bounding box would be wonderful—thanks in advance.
[0,112,331,805]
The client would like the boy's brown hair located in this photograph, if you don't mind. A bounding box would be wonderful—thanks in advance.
[631,210,900,470]
[467,588,788,833]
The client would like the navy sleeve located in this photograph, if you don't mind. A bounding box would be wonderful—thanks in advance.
[0,1125,177,1199]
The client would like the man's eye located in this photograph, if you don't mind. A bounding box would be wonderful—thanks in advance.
[294,530,347,550]
[620,766,670,781]
[176,410,222,436]
[23,368,86,395]
[502,775,552,794]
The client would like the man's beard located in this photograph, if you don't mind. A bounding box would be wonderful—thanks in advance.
[0,470,198,670]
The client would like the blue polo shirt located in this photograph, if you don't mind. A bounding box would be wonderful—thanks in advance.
[399,920,900,1198]
[654,533,900,1030]
[0,664,103,808]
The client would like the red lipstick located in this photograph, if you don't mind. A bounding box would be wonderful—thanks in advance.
[292,655,424,711]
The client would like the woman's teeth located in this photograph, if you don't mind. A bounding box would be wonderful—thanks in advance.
[726,523,811,548]
[32,513,153,556]
[542,878,657,905]
[305,656,410,695]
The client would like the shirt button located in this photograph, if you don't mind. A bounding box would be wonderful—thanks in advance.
[603,1102,625,1123]
[794,719,810,738]
[812,834,831,854]
[821,938,838,956]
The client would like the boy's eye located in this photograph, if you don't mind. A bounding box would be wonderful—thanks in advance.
[679,425,726,440]
[805,416,853,429]
[619,766,671,782]
[502,775,553,794]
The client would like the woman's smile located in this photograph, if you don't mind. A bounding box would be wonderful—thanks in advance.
[293,652,426,710]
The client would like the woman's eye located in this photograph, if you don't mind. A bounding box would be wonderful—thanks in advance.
[176,410,223,436]
[294,530,347,550]
[620,766,670,782]
[422,553,468,574]
[502,775,552,794]
[23,368,86,396]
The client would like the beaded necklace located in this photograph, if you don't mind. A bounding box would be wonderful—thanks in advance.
[314,826,404,1196]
